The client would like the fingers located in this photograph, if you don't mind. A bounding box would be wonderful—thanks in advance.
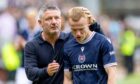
[47,60,60,76]
[48,63,59,71]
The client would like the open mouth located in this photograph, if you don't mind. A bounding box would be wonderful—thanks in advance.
[76,37,81,40]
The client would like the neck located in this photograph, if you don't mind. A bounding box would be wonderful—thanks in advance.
[78,31,95,44]
[86,30,93,39]
[42,32,60,46]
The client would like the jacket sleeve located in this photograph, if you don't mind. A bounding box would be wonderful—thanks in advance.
[89,22,104,35]
[24,41,50,81]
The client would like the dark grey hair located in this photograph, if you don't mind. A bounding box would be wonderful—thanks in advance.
[37,4,60,20]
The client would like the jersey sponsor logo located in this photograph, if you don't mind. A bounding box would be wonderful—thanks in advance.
[78,54,86,63]
[72,64,98,71]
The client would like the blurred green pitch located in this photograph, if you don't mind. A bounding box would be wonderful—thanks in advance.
[117,73,140,84]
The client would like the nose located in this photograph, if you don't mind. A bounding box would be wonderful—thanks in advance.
[51,18,57,24]
[75,30,81,37]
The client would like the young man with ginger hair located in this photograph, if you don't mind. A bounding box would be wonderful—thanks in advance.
[63,7,117,84]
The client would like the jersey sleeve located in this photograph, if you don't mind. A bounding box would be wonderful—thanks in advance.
[100,38,117,68]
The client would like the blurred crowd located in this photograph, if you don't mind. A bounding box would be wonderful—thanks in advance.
[0,0,140,84]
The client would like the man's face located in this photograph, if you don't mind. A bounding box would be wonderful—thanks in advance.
[69,17,90,43]
[39,10,61,35]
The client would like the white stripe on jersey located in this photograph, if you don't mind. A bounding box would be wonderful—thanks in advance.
[64,69,70,72]
[79,32,95,44]
[104,62,117,68]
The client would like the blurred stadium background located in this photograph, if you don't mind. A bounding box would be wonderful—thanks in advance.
[0,0,140,84]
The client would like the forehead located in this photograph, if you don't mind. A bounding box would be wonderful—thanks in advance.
[43,10,61,17]
[69,17,88,28]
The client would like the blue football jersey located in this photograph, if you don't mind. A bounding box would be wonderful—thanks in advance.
[64,32,117,84]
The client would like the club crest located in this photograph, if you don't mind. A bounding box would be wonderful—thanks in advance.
[78,54,86,63]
